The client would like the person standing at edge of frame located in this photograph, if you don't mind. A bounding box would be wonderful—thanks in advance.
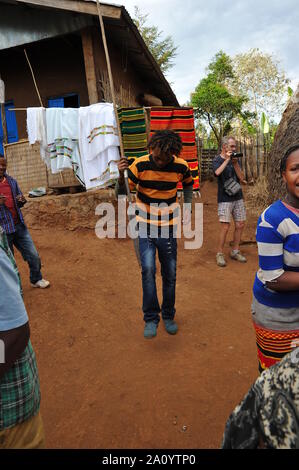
[0,154,50,288]
[252,144,299,372]
[116,130,193,339]
[0,227,45,449]
[212,136,247,267]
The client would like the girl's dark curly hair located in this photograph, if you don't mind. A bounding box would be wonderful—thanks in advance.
[148,130,183,156]
[280,144,299,174]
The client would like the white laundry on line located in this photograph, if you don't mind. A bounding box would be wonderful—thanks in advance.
[26,107,49,167]
[46,107,84,184]
[78,103,120,190]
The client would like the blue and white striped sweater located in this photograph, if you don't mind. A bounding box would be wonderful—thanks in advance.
[253,200,299,308]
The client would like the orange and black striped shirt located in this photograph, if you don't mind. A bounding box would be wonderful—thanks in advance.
[127,154,193,228]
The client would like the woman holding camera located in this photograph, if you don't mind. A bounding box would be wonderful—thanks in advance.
[252,145,299,372]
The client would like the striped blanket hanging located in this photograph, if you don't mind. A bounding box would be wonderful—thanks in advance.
[117,108,148,166]
[150,107,199,191]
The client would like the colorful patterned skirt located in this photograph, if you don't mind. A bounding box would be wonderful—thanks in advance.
[253,322,299,372]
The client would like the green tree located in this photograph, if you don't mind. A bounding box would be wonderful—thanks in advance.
[132,6,177,73]
[207,50,235,84]
[191,51,249,147]
[232,48,289,124]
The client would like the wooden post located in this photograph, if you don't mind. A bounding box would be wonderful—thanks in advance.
[95,0,140,266]
[24,49,44,107]
[144,107,151,142]
[95,0,131,199]
[0,104,7,147]
[248,138,254,181]
[243,137,248,181]
[266,133,270,177]
[81,29,99,105]
[256,130,260,178]
[0,77,7,147]
[95,2,125,158]
[197,137,202,188]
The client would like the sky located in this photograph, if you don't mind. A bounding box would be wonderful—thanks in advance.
[120,0,299,105]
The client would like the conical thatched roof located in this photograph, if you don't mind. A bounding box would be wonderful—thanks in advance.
[268,84,299,201]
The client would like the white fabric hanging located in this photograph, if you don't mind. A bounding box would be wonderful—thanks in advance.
[0,79,5,104]
[26,107,49,166]
[79,147,120,190]
[46,108,84,184]
[79,103,119,161]
[26,104,120,190]
[78,103,120,190]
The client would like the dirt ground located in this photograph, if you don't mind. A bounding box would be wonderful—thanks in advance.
[16,180,260,449]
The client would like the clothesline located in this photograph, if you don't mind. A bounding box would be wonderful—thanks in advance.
[26,103,120,191]
[8,106,199,112]
[7,104,201,192]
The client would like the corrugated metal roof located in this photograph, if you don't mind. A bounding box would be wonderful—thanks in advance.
[0,3,93,50]
[0,0,179,105]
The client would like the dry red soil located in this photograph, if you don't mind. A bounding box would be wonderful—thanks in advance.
[16,181,260,449]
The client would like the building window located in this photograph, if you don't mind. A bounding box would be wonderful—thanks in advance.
[0,101,19,154]
[48,93,80,108]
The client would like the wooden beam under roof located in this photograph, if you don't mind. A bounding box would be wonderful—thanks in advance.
[81,29,99,104]
[14,0,121,18]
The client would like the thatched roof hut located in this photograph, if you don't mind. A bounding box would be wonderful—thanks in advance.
[268,84,299,201]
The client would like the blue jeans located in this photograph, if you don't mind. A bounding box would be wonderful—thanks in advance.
[139,235,177,324]
[7,224,42,284]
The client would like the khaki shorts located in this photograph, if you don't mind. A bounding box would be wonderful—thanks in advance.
[0,411,45,449]
[218,199,246,223]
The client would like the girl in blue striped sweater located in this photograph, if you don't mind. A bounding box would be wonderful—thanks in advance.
[252,145,299,371]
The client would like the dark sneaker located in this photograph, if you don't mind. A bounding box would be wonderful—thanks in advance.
[163,319,178,335]
[144,321,158,339]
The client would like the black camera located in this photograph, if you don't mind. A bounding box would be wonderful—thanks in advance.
[230,152,243,158]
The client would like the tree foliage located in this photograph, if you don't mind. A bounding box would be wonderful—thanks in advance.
[207,50,235,84]
[191,51,249,147]
[132,6,177,74]
[232,48,289,123]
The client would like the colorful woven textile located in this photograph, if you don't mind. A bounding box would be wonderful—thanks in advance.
[118,108,148,166]
[253,322,299,372]
[150,107,199,190]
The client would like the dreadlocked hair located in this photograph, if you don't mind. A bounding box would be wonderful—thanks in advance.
[280,144,299,174]
[148,130,183,156]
